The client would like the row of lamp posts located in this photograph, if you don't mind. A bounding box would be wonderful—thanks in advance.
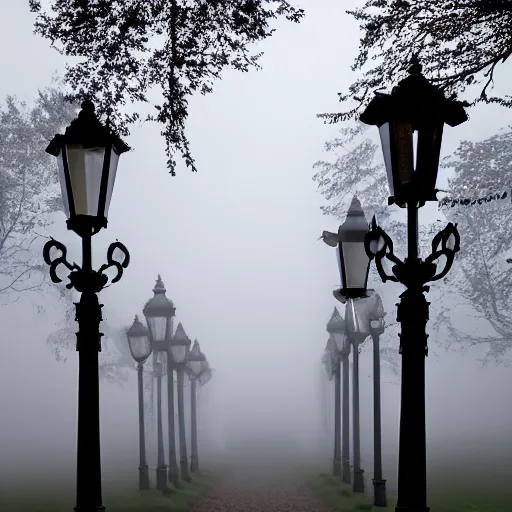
[126,276,213,491]
[40,100,214,510]
[322,55,467,511]
[322,197,387,506]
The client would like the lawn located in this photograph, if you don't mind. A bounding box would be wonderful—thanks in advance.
[0,472,218,512]
[310,473,512,512]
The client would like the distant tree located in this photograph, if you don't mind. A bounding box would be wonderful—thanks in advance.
[440,126,512,363]
[0,88,75,306]
[29,0,305,175]
[320,0,509,124]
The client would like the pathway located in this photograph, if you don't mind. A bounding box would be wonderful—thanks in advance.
[190,462,333,512]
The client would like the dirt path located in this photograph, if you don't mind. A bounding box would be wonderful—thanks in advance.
[190,464,333,512]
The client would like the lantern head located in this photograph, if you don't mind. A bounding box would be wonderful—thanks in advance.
[359,55,468,208]
[170,322,191,365]
[126,315,152,363]
[46,99,130,236]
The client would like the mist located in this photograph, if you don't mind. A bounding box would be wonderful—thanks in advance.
[1,0,512,503]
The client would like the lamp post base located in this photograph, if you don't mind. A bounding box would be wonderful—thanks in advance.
[332,460,341,478]
[138,465,150,491]
[156,466,168,491]
[168,465,180,487]
[395,508,430,512]
[73,507,105,512]
[190,457,199,473]
[353,469,365,493]
[372,479,387,507]
[342,459,351,484]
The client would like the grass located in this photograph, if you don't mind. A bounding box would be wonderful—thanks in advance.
[310,473,512,512]
[0,471,218,512]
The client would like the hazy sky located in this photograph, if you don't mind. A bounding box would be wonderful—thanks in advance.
[1,0,512,490]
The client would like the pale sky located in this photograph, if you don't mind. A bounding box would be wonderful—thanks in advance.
[1,0,512,491]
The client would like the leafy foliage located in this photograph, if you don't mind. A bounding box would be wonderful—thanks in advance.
[320,0,512,123]
[440,127,512,362]
[30,0,304,175]
[0,88,76,305]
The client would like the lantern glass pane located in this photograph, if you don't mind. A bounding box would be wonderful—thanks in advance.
[341,242,369,290]
[104,147,120,218]
[147,316,167,343]
[332,332,345,353]
[128,334,151,361]
[395,121,415,186]
[66,145,106,217]
[171,344,187,364]
[378,123,394,195]
[190,360,202,376]
[57,151,70,217]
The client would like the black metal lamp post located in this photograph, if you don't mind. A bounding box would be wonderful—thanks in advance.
[126,316,153,491]
[170,323,192,482]
[360,55,467,512]
[326,308,351,483]
[143,276,177,490]
[322,194,372,494]
[188,340,206,473]
[42,100,130,512]
[368,294,387,507]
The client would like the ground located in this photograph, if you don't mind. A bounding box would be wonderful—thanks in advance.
[190,462,333,512]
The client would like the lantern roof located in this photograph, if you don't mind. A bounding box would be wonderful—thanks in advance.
[172,322,191,346]
[189,340,206,361]
[338,196,368,242]
[126,315,149,338]
[359,55,468,129]
[326,307,344,334]
[142,275,175,318]
[46,99,130,156]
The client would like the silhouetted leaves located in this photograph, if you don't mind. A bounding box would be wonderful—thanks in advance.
[319,0,512,123]
[30,0,304,175]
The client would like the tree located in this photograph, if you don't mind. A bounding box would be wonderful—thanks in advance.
[29,0,305,175]
[0,88,76,306]
[320,0,510,124]
[440,126,512,363]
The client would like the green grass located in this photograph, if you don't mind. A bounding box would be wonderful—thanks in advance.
[0,472,218,512]
[310,473,512,512]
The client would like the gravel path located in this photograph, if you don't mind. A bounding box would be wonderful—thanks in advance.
[190,463,333,512]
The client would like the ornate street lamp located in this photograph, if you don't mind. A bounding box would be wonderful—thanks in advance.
[42,99,130,512]
[171,323,192,482]
[143,276,178,489]
[368,294,387,507]
[360,55,467,512]
[188,340,206,473]
[126,316,152,491]
[345,299,371,494]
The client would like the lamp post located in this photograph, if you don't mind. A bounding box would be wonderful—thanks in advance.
[368,294,387,507]
[188,340,206,473]
[321,195,372,494]
[360,55,467,512]
[326,308,352,483]
[170,323,192,482]
[143,276,177,490]
[126,316,153,491]
[322,335,341,478]
[42,99,130,512]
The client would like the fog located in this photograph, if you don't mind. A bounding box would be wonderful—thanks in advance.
[1,0,512,497]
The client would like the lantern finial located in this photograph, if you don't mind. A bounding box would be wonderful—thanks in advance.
[348,195,365,218]
[408,54,422,75]
[153,275,166,294]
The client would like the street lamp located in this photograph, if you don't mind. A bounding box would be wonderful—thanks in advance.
[360,55,467,512]
[42,99,130,512]
[321,194,372,494]
[126,316,153,491]
[345,298,370,494]
[188,340,206,473]
[171,323,192,482]
[143,276,177,489]
[368,294,387,507]
[326,308,350,483]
